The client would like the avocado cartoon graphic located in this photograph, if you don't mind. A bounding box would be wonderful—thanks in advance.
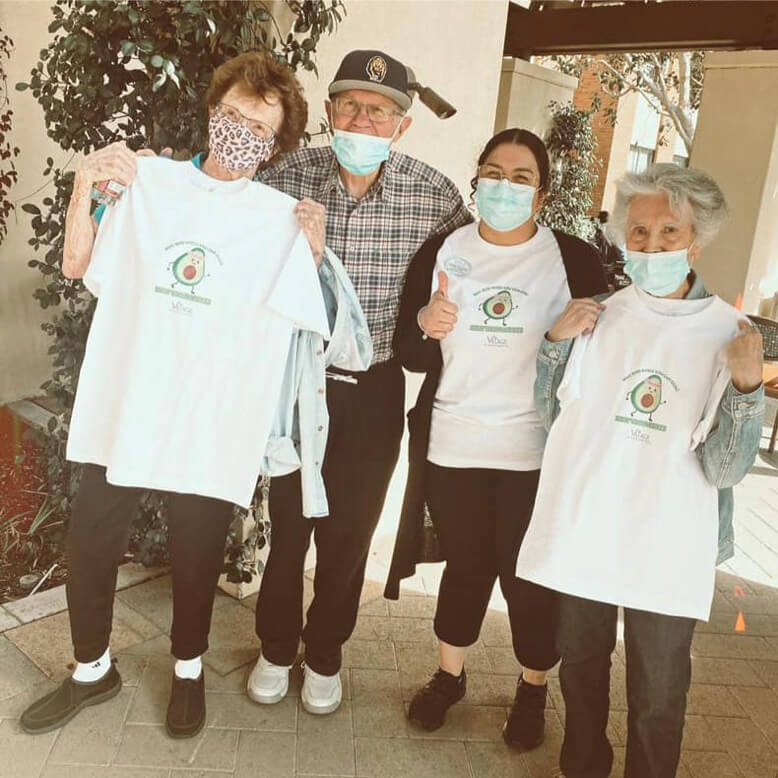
[479,290,514,326]
[627,374,666,422]
[168,247,207,293]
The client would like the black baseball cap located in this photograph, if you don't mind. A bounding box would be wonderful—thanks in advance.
[328,50,412,112]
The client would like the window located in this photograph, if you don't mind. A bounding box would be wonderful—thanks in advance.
[628,144,654,173]
[673,154,689,168]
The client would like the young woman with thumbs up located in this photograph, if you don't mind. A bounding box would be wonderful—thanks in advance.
[384,128,608,748]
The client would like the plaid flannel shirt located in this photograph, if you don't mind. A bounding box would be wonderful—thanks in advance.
[259,146,473,365]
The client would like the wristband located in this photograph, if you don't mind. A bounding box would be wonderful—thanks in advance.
[417,307,429,341]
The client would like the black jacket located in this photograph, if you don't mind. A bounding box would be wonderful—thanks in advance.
[384,227,609,599]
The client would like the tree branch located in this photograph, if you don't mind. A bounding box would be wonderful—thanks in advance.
[603,52,694,155]
[678,51,691,110]
[653,53,693,153]
[594,58,640,101]
[594,58,667,115]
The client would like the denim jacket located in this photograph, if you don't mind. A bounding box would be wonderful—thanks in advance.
[261,247,373,517]
[534,277,765,565]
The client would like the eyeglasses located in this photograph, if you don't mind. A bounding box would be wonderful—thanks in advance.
[331,96,403,125]
[478,164,539,188]
[215,103,277,141]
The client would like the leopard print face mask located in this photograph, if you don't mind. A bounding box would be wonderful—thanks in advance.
[207,114,275,171]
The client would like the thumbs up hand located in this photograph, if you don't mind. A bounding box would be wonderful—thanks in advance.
[437,270,449,299]
[418,270,459,340]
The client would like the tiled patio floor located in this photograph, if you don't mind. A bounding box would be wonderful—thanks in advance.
[1,558,777,778]
[0,404,777,777]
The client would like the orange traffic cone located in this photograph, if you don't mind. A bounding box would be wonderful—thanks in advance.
[735,611,746,632]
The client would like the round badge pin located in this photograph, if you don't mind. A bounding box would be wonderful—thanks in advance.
[444,256,472,277]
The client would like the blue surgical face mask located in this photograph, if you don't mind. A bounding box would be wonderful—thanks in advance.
[331,124,400,176]
[475,178,536,232]
[624,247,692,297]
[331,129,391,176]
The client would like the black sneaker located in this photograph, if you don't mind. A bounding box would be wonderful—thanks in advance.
[502,674,547,750]
[20,663,122,734]
[166,672,206,738]
[408,667,466,731]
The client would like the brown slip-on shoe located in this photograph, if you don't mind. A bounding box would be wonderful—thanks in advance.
[165,672,206,738]
[20,664,122,734]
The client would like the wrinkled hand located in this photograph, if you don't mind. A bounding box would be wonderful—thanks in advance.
[73,143,174,205]
[295,198,326,267]
[547,298,606,343]
[73,141,138,201]
[726,320,763,393]
[418,271,458,339]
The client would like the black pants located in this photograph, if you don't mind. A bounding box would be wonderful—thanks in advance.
[66,464,234,662]
[558,594,697,778]
[256,359,405,675]
[426,464,559,671]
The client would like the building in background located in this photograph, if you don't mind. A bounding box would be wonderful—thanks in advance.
[566,58,694,217]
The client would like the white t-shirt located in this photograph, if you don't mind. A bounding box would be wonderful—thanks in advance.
[427,223,571,471]
[66,158,330,508]
[516,284,743,621]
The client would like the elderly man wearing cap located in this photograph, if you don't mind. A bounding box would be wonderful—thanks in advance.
[248,49,471,714]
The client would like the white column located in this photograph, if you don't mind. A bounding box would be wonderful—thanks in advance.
[689,51,778,311]
[494,58,578,139]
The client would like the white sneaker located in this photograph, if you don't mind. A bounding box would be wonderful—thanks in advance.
[247,654,291,704]
[301,663,342,715]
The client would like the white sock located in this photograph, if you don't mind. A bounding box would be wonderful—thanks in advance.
[175,656,202,680]
[73,647,111,683]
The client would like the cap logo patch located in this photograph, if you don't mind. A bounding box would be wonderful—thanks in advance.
[366,55,387,83]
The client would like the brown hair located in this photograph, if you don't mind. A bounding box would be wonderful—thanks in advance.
[204,51,308,155]
[469,128,550,204]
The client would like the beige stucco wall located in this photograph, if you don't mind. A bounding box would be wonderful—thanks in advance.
[494,57,578,139]
[294,0,509,199]
[0,0,63,405]
[689,50,778,310]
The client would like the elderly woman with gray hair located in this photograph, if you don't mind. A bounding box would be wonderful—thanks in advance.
[516,163,765,778]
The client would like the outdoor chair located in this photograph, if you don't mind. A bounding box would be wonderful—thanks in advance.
[747,314,778,452]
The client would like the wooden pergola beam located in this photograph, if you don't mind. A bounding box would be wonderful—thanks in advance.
[504,1,778,57]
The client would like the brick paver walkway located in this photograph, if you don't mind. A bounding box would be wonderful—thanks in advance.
[1,404,777,777]
[1,559,776,778]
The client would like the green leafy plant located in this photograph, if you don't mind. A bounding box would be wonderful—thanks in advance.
[224,480,271,584]
[539,100,600,243]
[18,0,344,574]
[0,27,19,245]
[0,499,63,567]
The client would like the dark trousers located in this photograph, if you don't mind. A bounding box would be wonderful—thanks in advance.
[66,464,234,662]
[426,464,559,671]
[558,594,697,778]
[256,359,405,675]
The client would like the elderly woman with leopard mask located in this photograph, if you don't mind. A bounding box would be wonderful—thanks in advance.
[20,51,370,741]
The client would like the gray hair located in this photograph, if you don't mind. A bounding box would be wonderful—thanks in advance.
[607,163,728,248]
